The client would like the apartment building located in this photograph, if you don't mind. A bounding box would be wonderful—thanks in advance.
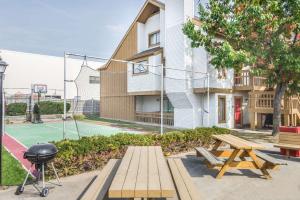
[100,0,300,129]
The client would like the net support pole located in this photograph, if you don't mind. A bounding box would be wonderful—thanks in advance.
[63,52,67,139]
[207,72,210,127]
[160,63,164,135]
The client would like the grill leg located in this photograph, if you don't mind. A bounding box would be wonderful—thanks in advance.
[22,164,33,188]
[16,164,34,195]
[42,163,45,189]
[37,166,41,185]
[51,162,62,186]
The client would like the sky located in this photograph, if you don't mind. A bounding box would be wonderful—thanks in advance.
[0,0,145,58]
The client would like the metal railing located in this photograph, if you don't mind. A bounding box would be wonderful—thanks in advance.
[135,112,174,126]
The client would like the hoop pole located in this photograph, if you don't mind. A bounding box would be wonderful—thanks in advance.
[160,63,164,135]
[63,52,67,139]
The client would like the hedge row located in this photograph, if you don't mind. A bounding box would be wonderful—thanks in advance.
[6,103,27,116]
[38,101,70,115]
[51,127,231,177]
[6,101,71,116]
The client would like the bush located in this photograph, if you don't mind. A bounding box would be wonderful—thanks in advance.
[51,127,231,177]
[6,103,27,116]
[73,114,85,120]
[37,101,70,115]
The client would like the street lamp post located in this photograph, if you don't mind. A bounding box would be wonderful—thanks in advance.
[0,56,8,186]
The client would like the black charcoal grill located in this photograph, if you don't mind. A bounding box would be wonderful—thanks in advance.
[16,143,61,197]
[24,143,58,163]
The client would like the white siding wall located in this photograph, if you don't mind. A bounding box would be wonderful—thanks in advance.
[165,0,207,129]
[160,9,166,48]
[137,13,161,53]
[165,0,185,92]
[192,48,234,89]
[127,54,161,93]
[75,66,100,100]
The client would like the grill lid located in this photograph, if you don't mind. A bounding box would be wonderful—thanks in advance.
[26,143,58,156]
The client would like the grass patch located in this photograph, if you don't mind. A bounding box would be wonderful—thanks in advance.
[3,148,27,186]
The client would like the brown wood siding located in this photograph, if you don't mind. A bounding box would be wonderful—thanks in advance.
[100,24,137,121]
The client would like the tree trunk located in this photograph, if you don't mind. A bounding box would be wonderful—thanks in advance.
[272,83,288,136]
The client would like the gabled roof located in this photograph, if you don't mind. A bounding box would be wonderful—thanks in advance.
[100,0,164,70]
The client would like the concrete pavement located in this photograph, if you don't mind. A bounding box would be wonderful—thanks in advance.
[0,144,299,200]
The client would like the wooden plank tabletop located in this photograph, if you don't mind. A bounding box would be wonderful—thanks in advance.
[109,146,175,198]
[213,134,265,150]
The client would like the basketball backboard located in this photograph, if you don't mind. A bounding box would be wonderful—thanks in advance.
[32,84,47,94]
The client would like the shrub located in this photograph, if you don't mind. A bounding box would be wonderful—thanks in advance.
[51,127,231,177]
[37,101,70,115]
[73,114,85,120]
[6,103,27,116]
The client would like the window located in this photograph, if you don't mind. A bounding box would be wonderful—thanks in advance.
[148,31,160,47]
[218,96,226,123]
[133,60,148,74]
[89,76,100,84]
[163,98,174,112]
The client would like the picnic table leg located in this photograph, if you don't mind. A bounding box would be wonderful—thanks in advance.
[246,150,272,180]
[238,151,247,161]
[216,149,242,179]
[212,140,223,151]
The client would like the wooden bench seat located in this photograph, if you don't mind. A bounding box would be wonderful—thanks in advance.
[274,133,300,157]
[81,159,121,200]
[254,150,287,165]
[274,143,300,150]
[167,158,200,200]
[195,147,224,167]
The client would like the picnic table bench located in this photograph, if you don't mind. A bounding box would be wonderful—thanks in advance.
[196,134,286,179]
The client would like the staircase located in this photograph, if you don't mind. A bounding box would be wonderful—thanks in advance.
[285,95,300,126]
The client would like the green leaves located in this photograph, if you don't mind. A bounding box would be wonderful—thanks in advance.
[6,103,27,116]
[183,0,300,89]
[51,127,231,177]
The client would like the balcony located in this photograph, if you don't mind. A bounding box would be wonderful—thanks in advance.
[248,91,277,113]
[234,70,267,91]
[248,91,300,126]
[135,112,174,126]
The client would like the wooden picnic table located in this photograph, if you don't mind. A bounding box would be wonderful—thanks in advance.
[108,146,176,199]
[211,134,272,179]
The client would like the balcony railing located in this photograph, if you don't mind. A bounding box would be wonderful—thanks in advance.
[135,112,174,126]
[249,91,300,114]
[234,70,267,90]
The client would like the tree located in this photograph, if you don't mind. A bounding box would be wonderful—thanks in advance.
[183,0,300,135]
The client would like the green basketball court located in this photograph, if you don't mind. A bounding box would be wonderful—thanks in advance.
[5,121,139,148]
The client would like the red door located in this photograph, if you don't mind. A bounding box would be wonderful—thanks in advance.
[234,97,242,128]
